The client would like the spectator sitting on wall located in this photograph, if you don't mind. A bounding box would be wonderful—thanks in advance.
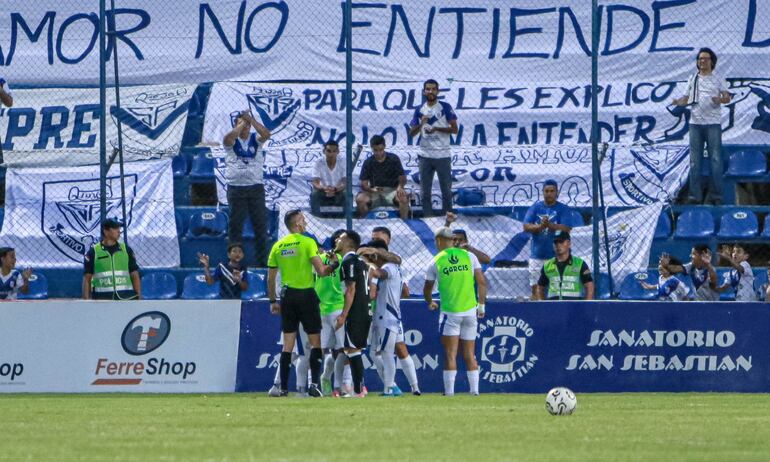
[640,256,691,301]
[83,219,141,300]
[355,135,410,219]
[198,243,249,299]
[0,247,31,300]
[310,140,346,215]
[523,180,574,300]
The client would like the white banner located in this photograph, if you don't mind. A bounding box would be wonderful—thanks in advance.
[284,202,662,295]
[0,159,180,268]
[2,1,770,88]
[0,300,241,393]
[0,84,196,166]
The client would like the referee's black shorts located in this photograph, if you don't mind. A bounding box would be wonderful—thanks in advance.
[280,287,322,334]
[344,317,371,350]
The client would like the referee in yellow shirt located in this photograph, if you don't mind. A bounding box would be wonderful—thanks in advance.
[267,210,338,397]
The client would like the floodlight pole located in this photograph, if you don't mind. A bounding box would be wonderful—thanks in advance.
[344,0,353,231]
[591,0,601,285]
[99,0,107,233]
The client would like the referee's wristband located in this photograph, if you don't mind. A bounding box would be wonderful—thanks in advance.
[477,303,485,315]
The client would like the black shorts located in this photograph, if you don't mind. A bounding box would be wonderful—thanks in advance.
[280,288,322,335]
[344,317,371,350]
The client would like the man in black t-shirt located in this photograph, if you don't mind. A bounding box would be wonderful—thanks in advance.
[334,230,372,397]
[355,135,411,219]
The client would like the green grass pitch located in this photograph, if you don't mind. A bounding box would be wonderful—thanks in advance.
[2,393,770,461]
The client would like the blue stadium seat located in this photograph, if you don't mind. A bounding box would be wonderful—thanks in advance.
[595,273,613,300]
[366,209,399,219]
[172,155,189,178]
[241,269,267,300]
[762,215,770,239]
[654,212,672,240]
[175,211,186,236]
[618,271,658,301]
[716,268,736,301]
[724,150,767,177]
[17,273,48,300]
[673,209,715,239]
[717,209,758,239]
[186,210,228,238]
[181,274,220,299]
[141,272,178,300]
[189,154,216,181]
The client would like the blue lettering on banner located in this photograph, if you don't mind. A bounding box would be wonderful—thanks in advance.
[236,300,770,393]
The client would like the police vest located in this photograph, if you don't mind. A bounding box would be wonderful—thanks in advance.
[434,248,477,313]
[543,256,585,300]
[92,243,136,300]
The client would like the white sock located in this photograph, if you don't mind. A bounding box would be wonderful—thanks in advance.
[343,364,352,387]
[467,369,480,395]
[272,363,281,386]
[372,353,384,382]
[399,355,419,391]
[382,353,396,390]
[443,370,457,396]
[333,353,346,389]
[296,356,309,391]
[322,353,334,381]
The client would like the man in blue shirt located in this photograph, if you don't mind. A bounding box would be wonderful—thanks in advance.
[522,180,574,300]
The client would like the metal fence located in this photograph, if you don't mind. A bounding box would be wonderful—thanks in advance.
[0,0,768,300]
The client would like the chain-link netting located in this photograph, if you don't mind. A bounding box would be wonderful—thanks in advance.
[1,0,767,300]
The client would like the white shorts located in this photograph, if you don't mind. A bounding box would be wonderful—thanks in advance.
[439,312,478,341]
[320,310,344,350]
[371,322,405,353]
[528,258,547,286]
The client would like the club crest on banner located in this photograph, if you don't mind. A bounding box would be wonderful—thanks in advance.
[477,316,538,384]
[246,87,315,148]
[611,145,689,205]
[109,87,191,155]
[42,176,136,262]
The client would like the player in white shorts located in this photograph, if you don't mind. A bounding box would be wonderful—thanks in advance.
[424,227,487,396]
[360,239,409,396]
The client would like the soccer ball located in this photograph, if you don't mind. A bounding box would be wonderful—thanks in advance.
[545,387,577,416]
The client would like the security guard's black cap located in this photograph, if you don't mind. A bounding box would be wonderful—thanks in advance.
[553,231,570,242]
[102,218,123,229]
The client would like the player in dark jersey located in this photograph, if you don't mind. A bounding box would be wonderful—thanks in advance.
[334,230,372,398]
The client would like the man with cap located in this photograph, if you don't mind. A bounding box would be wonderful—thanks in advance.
[535,231,594,301]
[523,180,575,300]
[423,226,487,396]
[83,218,141,300]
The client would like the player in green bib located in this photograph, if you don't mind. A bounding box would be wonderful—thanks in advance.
[423,227,487,396]
[315,229,348,396]
[267,210,339,397]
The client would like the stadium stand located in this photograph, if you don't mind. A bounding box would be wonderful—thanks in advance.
[618,271,659,301]
[141,272,178,300]
[674,209,716,239]
[724,150,768,177]
[181,274,220,300]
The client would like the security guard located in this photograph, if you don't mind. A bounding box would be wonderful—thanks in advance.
[535,231,594,300]
[83,218,141,300]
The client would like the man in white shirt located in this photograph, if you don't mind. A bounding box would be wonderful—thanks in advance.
[222,110,271,266]
[310,140,346,215]
[672,48,732,205]
[409,79,458,217]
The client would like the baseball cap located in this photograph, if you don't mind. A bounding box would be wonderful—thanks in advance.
[434,227,454,239]
[102,218,123,229]
[553,231,570,242]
